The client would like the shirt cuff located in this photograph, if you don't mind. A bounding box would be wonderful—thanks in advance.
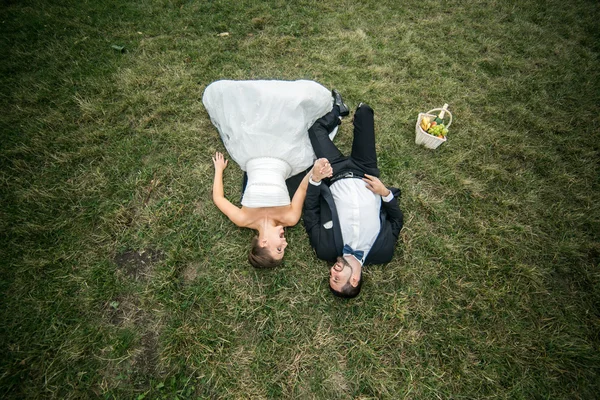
[309,175,322,186]
[382,190,394,202]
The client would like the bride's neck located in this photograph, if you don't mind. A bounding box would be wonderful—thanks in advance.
[246,211,277,232]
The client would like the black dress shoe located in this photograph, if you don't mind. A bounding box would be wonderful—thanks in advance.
[332,89,350,117]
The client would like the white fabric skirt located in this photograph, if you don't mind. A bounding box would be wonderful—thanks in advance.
[202,79,335,177]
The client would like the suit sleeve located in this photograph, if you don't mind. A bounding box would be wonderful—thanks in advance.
[303,183,321,233]
[382,187,403,238]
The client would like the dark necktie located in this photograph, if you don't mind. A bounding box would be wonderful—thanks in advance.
[343,244,364,261]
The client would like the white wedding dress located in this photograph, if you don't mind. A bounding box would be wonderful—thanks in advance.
[203,80,337,208]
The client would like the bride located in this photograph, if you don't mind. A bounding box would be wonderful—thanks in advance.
[203,80,346,268]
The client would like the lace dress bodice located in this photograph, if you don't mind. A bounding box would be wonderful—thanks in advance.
[241,157,292,208]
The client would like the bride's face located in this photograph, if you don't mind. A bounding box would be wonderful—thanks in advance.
[262,225,288,260]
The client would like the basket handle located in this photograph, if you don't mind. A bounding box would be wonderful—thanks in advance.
[425,106,453,128]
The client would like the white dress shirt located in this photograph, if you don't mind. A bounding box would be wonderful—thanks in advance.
[329,178,387,264]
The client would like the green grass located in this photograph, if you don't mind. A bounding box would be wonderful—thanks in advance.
[1,0,599,398]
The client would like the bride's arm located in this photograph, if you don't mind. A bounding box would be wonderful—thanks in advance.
[285,158,332,226]
[212,152,246,226]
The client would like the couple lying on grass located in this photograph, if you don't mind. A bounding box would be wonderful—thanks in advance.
[204,80,403,298]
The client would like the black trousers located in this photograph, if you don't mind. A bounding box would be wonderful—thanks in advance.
[308,104,380,178]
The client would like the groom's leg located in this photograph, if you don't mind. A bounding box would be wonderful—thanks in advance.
[308,111,345,165]
[350,104,379,175]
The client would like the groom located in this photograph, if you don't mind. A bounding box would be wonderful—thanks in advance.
[303,92,404,298]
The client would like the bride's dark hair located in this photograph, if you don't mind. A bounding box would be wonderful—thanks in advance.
[248,236,282,268]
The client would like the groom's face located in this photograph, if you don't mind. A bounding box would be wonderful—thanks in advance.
[330,255,362,292]
[329,257,353,291]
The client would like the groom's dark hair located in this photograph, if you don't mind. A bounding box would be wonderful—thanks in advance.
[248,236,282,269]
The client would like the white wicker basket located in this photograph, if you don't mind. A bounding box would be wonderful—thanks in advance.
[415,106,453,149]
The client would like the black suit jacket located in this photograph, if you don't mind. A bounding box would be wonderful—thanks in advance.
[303,181,403,264]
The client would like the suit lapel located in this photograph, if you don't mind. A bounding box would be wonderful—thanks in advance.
[321,184,344,253]
[365,201,390,264]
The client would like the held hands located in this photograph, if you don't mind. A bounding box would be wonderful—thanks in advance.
[311,158,333,182]
[212,151,228,173]
[363,174,391,197]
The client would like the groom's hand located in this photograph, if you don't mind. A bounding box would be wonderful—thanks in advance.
[363,174,391,197]
[312,158,333,182]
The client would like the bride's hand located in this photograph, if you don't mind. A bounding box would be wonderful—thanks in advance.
[212,151,228,172]
[312,158,332,182]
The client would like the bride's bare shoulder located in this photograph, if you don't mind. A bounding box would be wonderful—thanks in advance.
[239,207,267,228]
[271,205,298,227]
[240,205,296,227]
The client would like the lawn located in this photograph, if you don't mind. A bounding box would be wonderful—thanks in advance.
[1,0,599,398]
